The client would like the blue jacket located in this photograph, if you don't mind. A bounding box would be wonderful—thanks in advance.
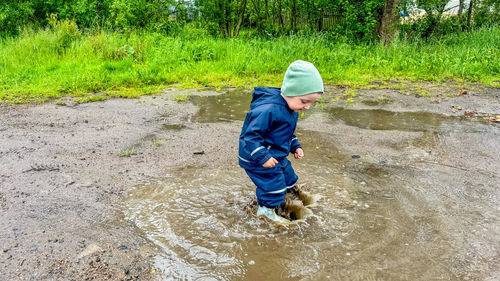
[238,87,301,169]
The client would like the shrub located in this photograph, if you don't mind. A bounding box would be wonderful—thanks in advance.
[0,2,35,37]
[47,14,81,53]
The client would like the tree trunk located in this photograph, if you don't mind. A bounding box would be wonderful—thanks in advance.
[306,0,312,29]
[291,0,298,31]
[233,0,247,37]
[317,7,323,32]
[379,0,402,44]
[218,1,226,37]
[264,0,270,25]
[225,0,232,38]
[458,0,464,16]
[250,0,263,30]
[278,0,284,32]
[318,12,323,32]
[271,0,277,30]
[467,0,474,30]
[437,0,448,19]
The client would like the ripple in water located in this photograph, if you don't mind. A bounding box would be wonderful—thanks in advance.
[123,90,499,280]
[122,129,477,280]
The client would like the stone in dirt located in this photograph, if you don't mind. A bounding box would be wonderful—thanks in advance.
[77,243,103,259]
[485,116,500,123]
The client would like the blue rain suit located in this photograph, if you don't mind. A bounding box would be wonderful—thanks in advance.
[238,87,302,207]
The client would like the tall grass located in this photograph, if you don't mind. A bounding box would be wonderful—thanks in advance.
[0,26,498,103]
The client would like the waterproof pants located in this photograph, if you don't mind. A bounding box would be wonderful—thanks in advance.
[245,158,298,208]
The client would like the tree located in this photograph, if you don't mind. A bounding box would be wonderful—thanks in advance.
[234,0,247,37]
[458,0,464,16]
[196,0,247,37]
[466,0,474,29]
[379,0,403,44]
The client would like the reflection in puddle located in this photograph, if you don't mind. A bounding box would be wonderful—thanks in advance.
[189,89,252,122]
[327,108,488,132]
[189,90,492,134]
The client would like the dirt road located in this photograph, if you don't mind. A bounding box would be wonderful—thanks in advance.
[1,86,499,280]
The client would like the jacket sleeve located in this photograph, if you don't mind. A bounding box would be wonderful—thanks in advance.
[241,109,273,166]
[290,133,302,154]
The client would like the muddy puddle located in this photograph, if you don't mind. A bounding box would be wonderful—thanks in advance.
[326,108,492,133]
[122,90,499,280]
[189,90,251,123]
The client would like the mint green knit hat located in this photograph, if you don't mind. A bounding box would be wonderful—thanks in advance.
[281,60,324,97]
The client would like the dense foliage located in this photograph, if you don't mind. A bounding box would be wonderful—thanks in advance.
[0,25,498,103]
[1,0,498,41]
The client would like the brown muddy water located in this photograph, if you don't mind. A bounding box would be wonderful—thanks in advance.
[122,90,499,280]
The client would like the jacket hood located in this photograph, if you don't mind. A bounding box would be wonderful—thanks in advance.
[250,87,289,110]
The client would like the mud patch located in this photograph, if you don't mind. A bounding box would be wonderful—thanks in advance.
[162,123,186,130]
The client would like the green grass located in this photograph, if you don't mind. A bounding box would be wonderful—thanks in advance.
[73,95,107,103]
[0,26,498,103]
[152,139,163,147]
[174,94,188,101]
[119,147,136,157]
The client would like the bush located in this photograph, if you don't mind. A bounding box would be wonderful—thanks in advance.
[113,41,145,62]
[0,2,35,37]
[47,14,81,53]
[179,22,211,40]
[474,0,500,28]
[334,0,385,43]
[399,15,468,41]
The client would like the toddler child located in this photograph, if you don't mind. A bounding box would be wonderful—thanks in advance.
[238,60,323,223]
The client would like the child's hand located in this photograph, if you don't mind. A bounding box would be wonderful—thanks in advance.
[262,157,278,167]
[294,148,304,159]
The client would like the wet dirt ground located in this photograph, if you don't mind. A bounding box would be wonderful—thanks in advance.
[1,85,499,280]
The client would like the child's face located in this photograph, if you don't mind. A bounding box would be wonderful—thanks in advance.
[282,92,322,112]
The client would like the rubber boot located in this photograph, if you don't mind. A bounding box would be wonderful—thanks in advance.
[256,206,290,224]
